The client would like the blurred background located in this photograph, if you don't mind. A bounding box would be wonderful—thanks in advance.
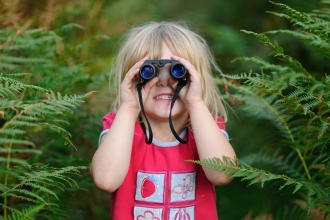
[0,0,327,219]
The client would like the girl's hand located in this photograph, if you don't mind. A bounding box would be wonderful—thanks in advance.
[170,55,203,108]
[120,57,159,112]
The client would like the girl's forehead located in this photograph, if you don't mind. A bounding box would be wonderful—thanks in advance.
[146,42,182,58]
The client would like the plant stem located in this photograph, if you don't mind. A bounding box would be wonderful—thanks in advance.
[4,142,13,219]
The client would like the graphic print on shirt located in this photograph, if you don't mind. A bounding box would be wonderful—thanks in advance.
[135,171,165,203]
[134,206,163,220]
[170,171,196,202]
[169,206,194,220]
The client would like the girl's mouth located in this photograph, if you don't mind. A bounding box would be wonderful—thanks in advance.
[155,95,173,100]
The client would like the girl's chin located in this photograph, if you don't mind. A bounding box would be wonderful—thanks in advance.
[146,113,170,121]
[146,110,188,121]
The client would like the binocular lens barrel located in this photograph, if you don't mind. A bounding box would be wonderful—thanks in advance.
[171,64,186,79]
[139,60,186,80]
[140,65,155,80]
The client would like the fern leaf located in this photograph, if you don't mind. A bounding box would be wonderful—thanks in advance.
[4,165,87,200]
[0,183,10,191]
[0,99,22,108]
[0,54,49,65]
[2,192,40,204]
[189,157,305,192]
[4,189,47,203]
[5,204,45,220]
[52,23,86,34]
[0,138,35,146]
[0,148,42,155]
[0,128,25,136]
[0,157,30,165]
[40,123,74,148]
[317,122,329,139]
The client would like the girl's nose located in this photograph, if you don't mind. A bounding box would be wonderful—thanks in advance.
[156,65,171,87]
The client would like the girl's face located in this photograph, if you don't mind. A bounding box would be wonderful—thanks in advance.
[143,43,188,123]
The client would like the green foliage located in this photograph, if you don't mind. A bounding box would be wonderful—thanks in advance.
[192,1,330,219]
[0,204,45,220]
[2,0,327,219]
[191,157,329,215]
[0,24,92,219]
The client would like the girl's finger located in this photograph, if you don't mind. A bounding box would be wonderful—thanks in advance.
[170,55,200,80]
[143,77,159,93]
[123,57,148,83]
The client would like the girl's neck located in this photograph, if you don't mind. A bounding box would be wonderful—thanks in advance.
[142,114,188,142]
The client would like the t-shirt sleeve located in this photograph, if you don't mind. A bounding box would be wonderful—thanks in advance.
[103,112,116,130]
[216,117,229,140]
[99,112,116,146]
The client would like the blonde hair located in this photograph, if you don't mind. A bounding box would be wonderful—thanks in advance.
[111,21,227,122]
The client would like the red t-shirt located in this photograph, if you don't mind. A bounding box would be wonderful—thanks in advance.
[101,112,227,220]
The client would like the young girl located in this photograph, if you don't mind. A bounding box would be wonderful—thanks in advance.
[91,21,236,219]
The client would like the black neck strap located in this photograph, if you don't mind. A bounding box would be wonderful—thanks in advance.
[169,80,188,144]
[136,79,188,144]
[137,82,153,144]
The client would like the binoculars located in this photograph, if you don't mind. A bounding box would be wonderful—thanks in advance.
[137,59,189,144]
[140,59,186,81]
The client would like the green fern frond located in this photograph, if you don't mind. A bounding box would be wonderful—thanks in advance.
[219,1,330,217]
[302,100,322,115]
[22,183,59,199]
[0,204,20,218]
[235,56,292,72]
[0,99,22,108]
[279,179,304,194]
[2,192,41,204]
[241,30,309,74]
[317,121,329,139]
[304,182,330,210]
[2,36,56,52]
[4,189,47,203]
[274,204,311,220]
[5,204,45,220]
[43,92,83,113]
[229,159,291,188]
[0,62,16,70]
[222,71,250,80]
[1,89,93,149]
[269,2,312,27]
[187,157,238,175]
[0,157,30,166]
[76,35,110,51]
[0,73,32,77]
[0,138,35,147]
[39,122,74,148]
[52,23,86,34]
[0,183,10,191]
[267,30,329,47]
[311,136,330,155]
[0,22,97,219]
[2,165,87,205]
[190,157,330,213]
[23,165,85,185]
[0,54,49,65]
[0,128,25,136]
[241,152,305,179]
[0,74,47,98]
[0,148,41,155]
[287,88,305,99]
[2,121,41,131]
[320,0,330,4]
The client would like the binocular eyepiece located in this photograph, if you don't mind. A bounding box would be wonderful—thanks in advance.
[140,59,186,81]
